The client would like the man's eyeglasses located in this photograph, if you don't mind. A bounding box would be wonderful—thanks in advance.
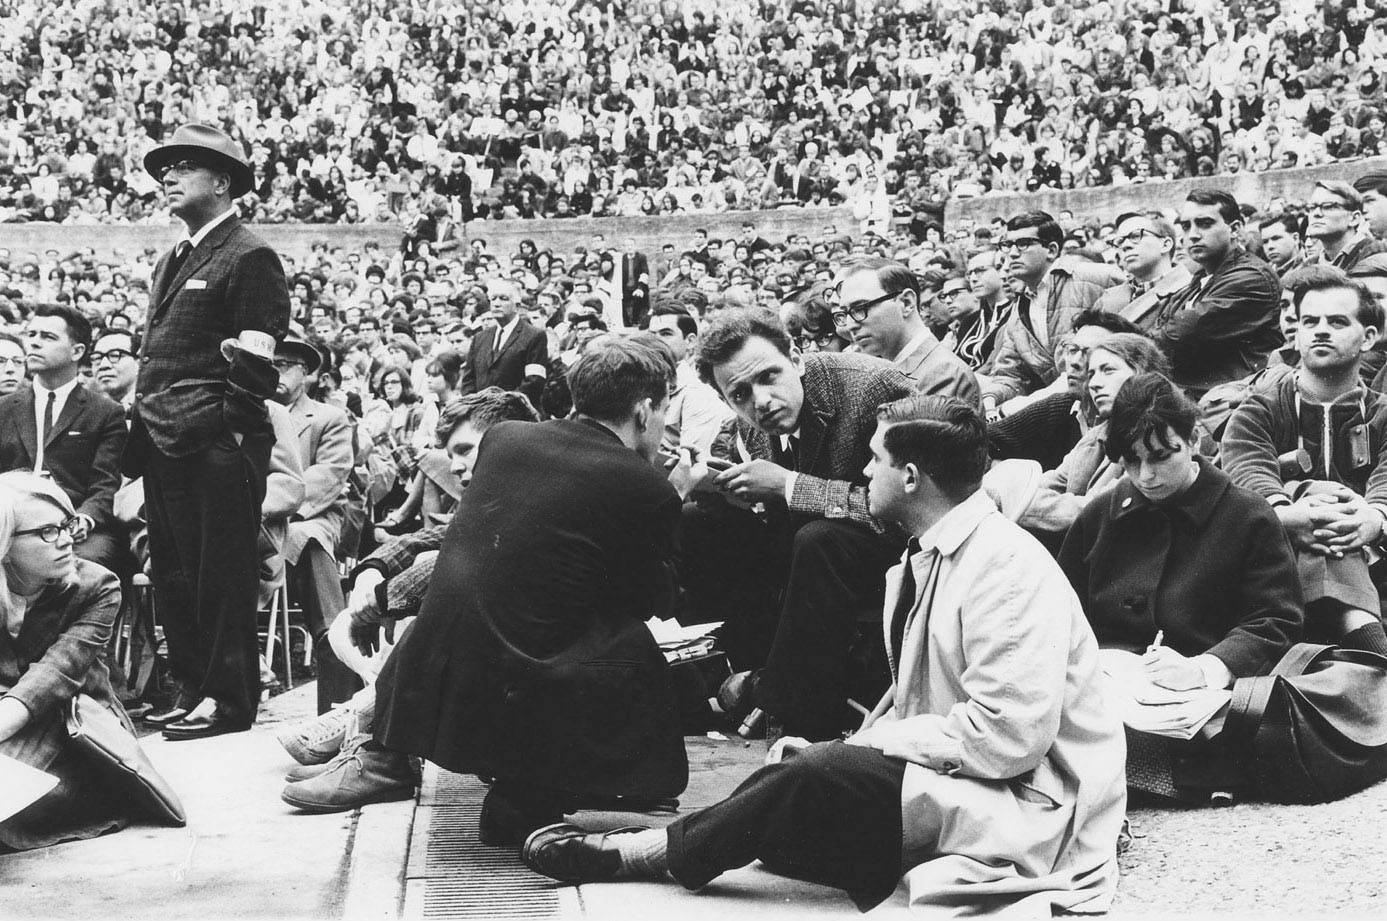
[937,287,968,303]
[1307,201,1350,215]
[828,290,896,327]
[272,358,306,372]
[90,349,132,365]
[157,159,208,181]
[1000,237,1045,254]
[16,516,80,543]
[1114,228,1160,246]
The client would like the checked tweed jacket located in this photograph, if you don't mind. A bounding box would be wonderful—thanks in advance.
[716,351,916,535]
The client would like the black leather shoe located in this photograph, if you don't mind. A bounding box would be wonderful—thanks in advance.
[522,823,648,882]
[478,787,565,848]
[162,709,249,741]
[143,705,191,727]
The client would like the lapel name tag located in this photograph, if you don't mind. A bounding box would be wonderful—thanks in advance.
[185,279,208,290]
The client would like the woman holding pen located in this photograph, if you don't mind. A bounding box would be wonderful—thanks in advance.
[1059,375,1304,801]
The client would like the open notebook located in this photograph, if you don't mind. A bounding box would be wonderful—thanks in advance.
[1100,648,1232,740]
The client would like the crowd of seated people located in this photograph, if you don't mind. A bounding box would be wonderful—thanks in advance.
[7,1,1387,232]
[6,162,1387,920]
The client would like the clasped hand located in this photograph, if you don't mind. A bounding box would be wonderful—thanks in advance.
[1278,487,1382,557]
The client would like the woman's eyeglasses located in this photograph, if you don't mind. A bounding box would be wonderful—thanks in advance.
[16,516,80,543]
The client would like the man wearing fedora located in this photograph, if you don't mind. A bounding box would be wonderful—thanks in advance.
[272,328,353,694]
[125,123,289,741]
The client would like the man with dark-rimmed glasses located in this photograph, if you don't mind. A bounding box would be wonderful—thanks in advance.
[1095,211,1192,328]
[980,211,1120,422]
[830,257,979,408]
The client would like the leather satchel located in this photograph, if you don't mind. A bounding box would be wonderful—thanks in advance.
[65,694,187,826]
[1226,643,1387,804]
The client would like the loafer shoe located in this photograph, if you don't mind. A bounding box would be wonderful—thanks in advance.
[162,710,249,741]
[522,823,649,882]
[280,746,419,814]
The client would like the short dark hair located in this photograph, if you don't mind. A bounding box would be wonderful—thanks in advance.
[1070,309,1144,337]
[695,308,794,388]
[1004,211,1064,250]
[1184,189,1242,226]
[1292,270,1385,331]
[645,303,698,338]
[32,303,92,357]
[836,255,920,297]
[876,395,988,500]
[1105,373,1199,463]
[567,336,673,423]
[94,328,141,354]
[424,349,465,391]
[1258,211,1304,240]
[435,387,539,444]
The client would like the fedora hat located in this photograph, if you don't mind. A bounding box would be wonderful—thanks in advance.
[144,124,254,198]
[275,326,324,374]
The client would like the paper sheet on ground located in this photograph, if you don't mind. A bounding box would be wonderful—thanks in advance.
[646,617,722,647]
[1100,649,1231,740]
[0,752,58,822]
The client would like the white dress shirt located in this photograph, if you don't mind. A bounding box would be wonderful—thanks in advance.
[32,377,79,473]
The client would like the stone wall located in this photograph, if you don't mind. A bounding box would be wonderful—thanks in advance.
[946,155,1387,228]
[0,206,856,267]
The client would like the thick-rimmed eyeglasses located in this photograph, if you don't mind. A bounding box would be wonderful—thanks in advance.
[1000,236,1045,254]
[16,516,80,543]
[272,359,306,372]
[797,328,840,350]
[157,160,209,181]
[90,349,132,365]
[1114,228,1160,246]
[829,290,896,327]
[936,287,969,303]
[1306,202,1350,215]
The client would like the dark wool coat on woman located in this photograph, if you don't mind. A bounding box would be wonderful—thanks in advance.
[1057,457,1303,680]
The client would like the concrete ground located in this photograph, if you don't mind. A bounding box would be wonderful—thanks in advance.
[2,680,1385,920]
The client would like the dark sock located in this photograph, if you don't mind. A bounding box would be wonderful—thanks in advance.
[1342,622,1387,657]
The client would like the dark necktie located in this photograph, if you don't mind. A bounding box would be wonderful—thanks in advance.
[41,390,55,444]
[166,240,192,281]
[782,435,799,470]
[889,539,922,667]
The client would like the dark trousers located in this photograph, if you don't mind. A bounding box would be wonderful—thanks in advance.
[143,430,269,726]
[667,741,906,911]
[681,502,899,739]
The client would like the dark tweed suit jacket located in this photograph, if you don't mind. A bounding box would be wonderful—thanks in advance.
[123,216,289,471]
[0,383,126,529]
[715,351,915,534]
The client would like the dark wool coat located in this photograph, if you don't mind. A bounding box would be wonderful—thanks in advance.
[1058,457,1303,679]
[373,418,687,799]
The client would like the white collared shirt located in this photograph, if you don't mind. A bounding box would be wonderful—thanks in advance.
[32,377,80,473]
[182,205,237,250]
[493,315,520,354]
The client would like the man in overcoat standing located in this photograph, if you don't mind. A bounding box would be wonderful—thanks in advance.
[124,124,289,740]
